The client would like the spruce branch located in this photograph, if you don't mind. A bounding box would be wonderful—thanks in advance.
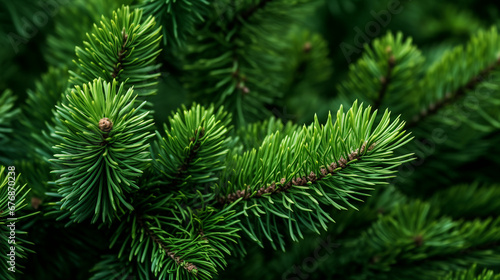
[138,217,199,275]
[110,193,240,280]
[227,0,274,31]
[89,254,137,280]
[171,127,206,186]
[335,198,500,279]
[111,28,129,80]
[236,116,299,150]
[184,0,316,125]
[156,104,232,190]
[15,67,70,164]
[338,32,424,115]
[137,0,209,48]
[70,5,162,97]
[220,142,375,204]
[439,264,500,280]
[408,56,500,128]
[407,27,500,130]
[0,89,21,162]
[51,79,154,223]
[0,166,37,278]
[216,101,413,250]
[43,1,124,68]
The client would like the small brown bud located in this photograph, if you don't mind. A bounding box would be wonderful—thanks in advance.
[361,142,367,153]
[99,117,113,132]
[349,150,358,161]
[369,143,376,151]
[420,108,428,116]
[389,54,396,65]
[308,171,316,181]
[186,263,197,273]
[280,178,286,185]
[31,197,42,209]
[320,168,328,177]
[413,235,424,247]
[121,28,128,42]
[329,162,338,172]
[338,157,347,168]
[303,42,312,53]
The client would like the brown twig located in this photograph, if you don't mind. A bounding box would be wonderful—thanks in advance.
[138,218,198,274]
[218,142,375,204]
[171,128,205,185]
[111,28,129,79]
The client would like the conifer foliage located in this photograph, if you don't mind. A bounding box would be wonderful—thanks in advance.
[1,0,500,279]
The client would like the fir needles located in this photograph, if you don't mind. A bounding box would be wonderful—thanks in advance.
[51,79,154,223]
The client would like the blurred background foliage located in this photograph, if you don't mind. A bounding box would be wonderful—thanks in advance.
[2,0,500,279]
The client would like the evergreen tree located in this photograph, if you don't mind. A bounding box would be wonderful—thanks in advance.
[0,0,500,279]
